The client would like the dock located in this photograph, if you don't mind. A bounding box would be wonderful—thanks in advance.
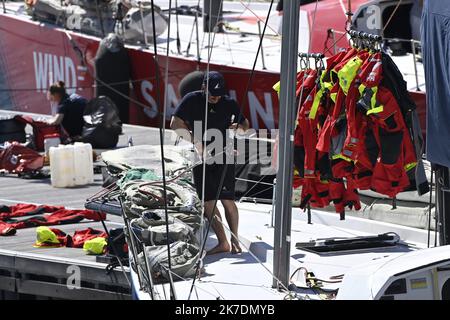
[0,110,174,300]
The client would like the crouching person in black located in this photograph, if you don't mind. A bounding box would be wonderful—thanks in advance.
[47,81,87,141]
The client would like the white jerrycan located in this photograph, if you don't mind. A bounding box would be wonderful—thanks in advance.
[49,145,76,187]
[73,142,94,186]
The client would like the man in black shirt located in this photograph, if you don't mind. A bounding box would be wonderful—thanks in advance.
[171,71,250,255]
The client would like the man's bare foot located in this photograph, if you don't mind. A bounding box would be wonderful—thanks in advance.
[231,240,242,254]
[206,242,231,255]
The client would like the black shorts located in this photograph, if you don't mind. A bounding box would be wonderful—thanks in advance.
[192,163,235,201]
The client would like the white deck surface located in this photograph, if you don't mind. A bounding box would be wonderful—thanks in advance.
[144,201,433,300]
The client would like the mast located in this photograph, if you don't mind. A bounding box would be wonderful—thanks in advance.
[272,0,301,289]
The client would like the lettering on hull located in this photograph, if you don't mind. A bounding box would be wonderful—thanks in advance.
[33,51,78,94]
[139,83,276,129]
[32,52,277,129]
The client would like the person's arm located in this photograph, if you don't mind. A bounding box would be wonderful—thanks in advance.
[229,119,249,132]
[170,115,204,155]
[171,116,194,142]
[229,102,250,132]
[47,113,64,126]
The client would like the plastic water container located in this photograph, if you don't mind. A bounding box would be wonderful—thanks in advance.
[73,142,94,185]
[44,133,60,157]
[49,145,76,188]
[49,143,94,187]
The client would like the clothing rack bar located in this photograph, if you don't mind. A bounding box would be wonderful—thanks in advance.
[348,29,382,42]
[298,53,325,59]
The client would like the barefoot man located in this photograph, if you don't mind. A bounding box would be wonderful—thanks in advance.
[171,71,249,254]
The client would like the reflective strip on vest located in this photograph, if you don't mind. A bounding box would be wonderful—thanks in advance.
[358,85,384,115]
[273,81,280,95]
[310,89,324,120]
[330,92,338,103]
[331,154,353,162]
[405,162,417,172]
[309,79,333,120]
[337,56,364,95]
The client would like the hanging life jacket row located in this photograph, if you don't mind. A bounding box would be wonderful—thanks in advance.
[289,31,428,220]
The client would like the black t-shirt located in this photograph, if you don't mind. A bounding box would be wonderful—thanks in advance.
[174,91,246,146]
[57,93,87,137]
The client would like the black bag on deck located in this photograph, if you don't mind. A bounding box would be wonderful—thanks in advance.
[81,96,122,149]
[0,117,26,144]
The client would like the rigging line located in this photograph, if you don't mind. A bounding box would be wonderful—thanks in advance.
[199,0,226,270]
[163,0,173,140]
[175,0,181,54]
[0,76,172,92]
[428,168,434,248]
[239,174,274,199]
[239,0,274,123]
[193,154,230,299]
[435,174,443,247]
[382,0,403,35]
[118,195,155,299]
[240,184,274,200]
[323,31,348,56]
[238,0,279,35]
[309,0,321,53]
[297,0,320,109]
[127,215,159,298]
[95,0,106,38]
[236,0,250,19]
[161,266,223,299]
[5,67,191,92]
[297,0,321,127]
[96,206,131,288]
[206,2,225,64]
[199,0,216,284]
[150,0,176,300]
[188,0,225,301]
[189,0,274,300]
[86,182,118,202]
[324,0,353,54]
[216,217,290,293]
[62,31,155,113]
[185,0,201,57]
[235,177,275,186]
[209,282,226,300]
[338,0,346,16]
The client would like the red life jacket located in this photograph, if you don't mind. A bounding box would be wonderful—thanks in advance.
[14,115,63,151]
[35,227,107,248]
[357,57,417,197]
[70,228,108,248]
[0,203,106,236]
[0,142,44,173]
[294,69,318,148]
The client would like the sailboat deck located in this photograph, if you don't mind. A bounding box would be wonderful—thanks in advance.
[146,201,432,300]
[0,108,436,299]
